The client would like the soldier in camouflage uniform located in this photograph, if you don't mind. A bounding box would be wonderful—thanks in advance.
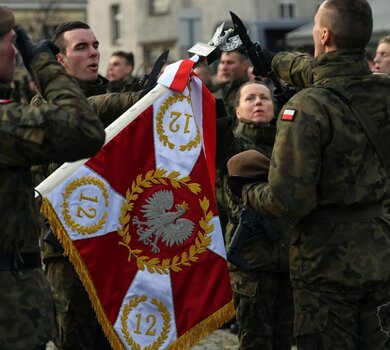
[232,0,390,348]
[0,8,105,350]
[32,21,141,350]
[106,51,138,93]
[225,82,293,349]
[214,49,250,239]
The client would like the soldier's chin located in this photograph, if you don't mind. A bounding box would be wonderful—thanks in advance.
[84,73,99,82]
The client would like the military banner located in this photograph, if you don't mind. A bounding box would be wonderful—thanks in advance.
[39,59,234,350]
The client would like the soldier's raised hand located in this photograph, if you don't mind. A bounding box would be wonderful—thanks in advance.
[14,26,59,71]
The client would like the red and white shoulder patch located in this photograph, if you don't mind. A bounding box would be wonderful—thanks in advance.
[281,109,296,121]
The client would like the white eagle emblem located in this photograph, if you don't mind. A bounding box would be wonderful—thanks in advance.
[132,190,195,253]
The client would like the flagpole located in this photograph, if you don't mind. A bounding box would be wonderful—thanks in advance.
[36,84,171,197]
[36,55,204,198]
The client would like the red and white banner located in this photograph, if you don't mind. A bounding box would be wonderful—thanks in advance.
[40,59,234,350]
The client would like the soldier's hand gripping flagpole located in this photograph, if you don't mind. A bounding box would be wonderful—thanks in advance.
[230,11,295,109]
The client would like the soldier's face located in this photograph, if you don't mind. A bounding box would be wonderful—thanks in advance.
[217,52,248,84]
[57,28,100,82]
[106,55,133,82]
[374,42,390,75]
[236,83,274,125]
[0,30,17,84]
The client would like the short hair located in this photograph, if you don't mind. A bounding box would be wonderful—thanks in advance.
[321,0,372,49]
[111,51,134,67]
[378,35,390,46]
[220,48,249,62]
[52,21,90,53]
[235,81,272,108]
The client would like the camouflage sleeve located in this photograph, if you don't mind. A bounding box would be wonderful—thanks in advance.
[88,90,141,127]
[0,52,105,167]
[272,52,315,88]
[242,89,326,220]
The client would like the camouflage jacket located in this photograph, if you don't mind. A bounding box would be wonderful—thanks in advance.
[32,76,140,128]
[225,120,291,273]
[32,74,140,260]
[0,52,104,256]
[106,75,139,93]
[243,49,390,288]
[272,51,315,88]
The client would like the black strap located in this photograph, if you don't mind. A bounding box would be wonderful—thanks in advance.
[0,252,42,271]
[315,85,390,176]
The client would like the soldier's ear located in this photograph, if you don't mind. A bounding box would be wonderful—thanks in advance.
[321,27,331,46]
[56,52,66,68]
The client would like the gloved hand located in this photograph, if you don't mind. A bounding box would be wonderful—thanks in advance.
[15,27,59,71]
[227,149,270,198]
[262,48,275,70]
[252,47,275,77]
[227,175,254,198]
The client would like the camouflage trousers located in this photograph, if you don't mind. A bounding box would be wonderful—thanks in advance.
[293,282,390,349]
[45,257,111,350]
[230,270,294,350]
[0,268,56,350]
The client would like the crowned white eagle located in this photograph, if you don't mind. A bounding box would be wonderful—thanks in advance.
[132,190,195,253]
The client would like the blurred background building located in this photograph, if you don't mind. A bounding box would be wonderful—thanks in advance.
[5,0,86,41]
[287,0,389,53]
[4,0,390,77]
[86,0,318,76]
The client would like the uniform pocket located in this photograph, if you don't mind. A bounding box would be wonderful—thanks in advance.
[295,306,328,336]
[231,277,258,298]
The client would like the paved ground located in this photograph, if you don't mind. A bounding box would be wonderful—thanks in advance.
[46,329,239,350]
[47,329,297,349]
[190,329,239,350]
[190,329,299,350]
[46,329,238,350]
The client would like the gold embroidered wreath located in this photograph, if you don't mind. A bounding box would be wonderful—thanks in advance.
[121,295,170,350]
[117,169,213,274]
[62,176,109,235]
[156,94,201,151]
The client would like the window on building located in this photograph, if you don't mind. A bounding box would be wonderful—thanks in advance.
[178,8,201,58]
[111,4,122,44]
[143,43,172,71]
[279,1,296,18]
[149,0,171,15]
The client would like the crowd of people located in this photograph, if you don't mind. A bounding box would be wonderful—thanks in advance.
[1,0,390,349]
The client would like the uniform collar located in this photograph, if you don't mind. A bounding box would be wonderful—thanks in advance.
[312,49,372,82]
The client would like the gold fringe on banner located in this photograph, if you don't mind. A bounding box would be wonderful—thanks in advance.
[41,197,235,350]
[41,198,126,350]
[167,300,235,350]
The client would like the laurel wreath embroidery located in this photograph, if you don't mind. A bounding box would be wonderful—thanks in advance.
[156,93,201,151]
[62,176,109,235]
[121,295,170,350]
[117,169,213,274]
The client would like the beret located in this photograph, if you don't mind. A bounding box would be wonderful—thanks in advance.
[227,149,270,179]
[0,6,14,37]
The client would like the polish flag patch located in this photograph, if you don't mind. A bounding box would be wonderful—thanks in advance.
[281,109,296,121]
